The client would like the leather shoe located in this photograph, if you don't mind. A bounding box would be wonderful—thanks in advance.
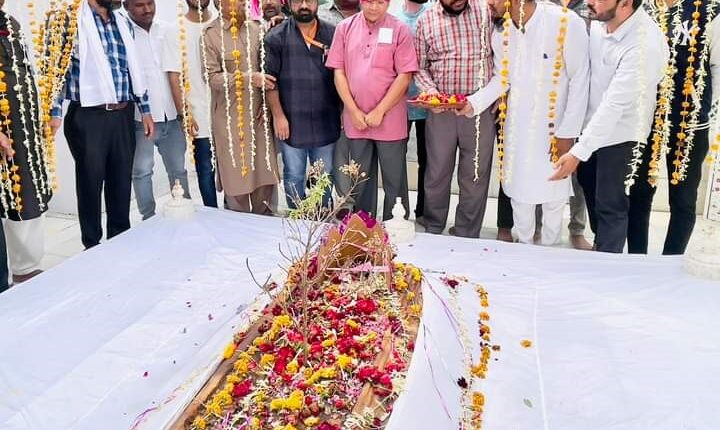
[12,269,43,284]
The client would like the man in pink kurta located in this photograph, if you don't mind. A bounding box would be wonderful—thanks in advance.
[326,0,418,220]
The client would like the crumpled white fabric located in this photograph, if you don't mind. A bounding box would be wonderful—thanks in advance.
[1,209,719,430]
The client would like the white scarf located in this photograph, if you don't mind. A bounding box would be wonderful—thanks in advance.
[77,0,146,107]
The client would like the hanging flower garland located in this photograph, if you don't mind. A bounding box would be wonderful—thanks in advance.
[473,2,490,181]
[0,61,22,212]
[546,4,570,164]
[6,20,46,211]
[216,0,241,170]
[495,0,512,182]
[176,0,196,164]
[647,0,682,186]
[258,23,273,172]
[624,14,649,193]
[676,0,717,183]
[197,0,217,169]
[244,0,257,173]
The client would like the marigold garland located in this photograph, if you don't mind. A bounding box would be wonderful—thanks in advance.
[547,4,569,164]
[0,63,22,212]
[176,0,196,164]
[496,0,511,182]
[216,0,240,170]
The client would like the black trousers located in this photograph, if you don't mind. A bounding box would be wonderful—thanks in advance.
[409,119,427,218]
[628,129,709,255]
[65,102,136,249]
[0,222,8,293]
[577,142,635,253]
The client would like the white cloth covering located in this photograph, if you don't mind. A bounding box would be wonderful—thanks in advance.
[1,210,719,430]
[77,1,146,107]
[468,3,589,204]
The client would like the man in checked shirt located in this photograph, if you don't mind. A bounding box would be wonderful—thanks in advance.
[50,0,154,249]
[415,0,495,238]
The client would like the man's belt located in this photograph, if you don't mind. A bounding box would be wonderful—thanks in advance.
[79,102,129,111]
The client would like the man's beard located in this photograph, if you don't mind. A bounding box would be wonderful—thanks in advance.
[440,0,468,16]
[588,3,618,21]
[409,0,429,4]
[187,0,211,10]
[293,9,316,23]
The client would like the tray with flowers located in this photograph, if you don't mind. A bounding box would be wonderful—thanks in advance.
[173,210,424,430]
[408,92,468,110]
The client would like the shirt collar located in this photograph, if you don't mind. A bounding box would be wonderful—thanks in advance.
[603,8,643,42]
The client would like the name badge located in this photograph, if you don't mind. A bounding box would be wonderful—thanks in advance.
[378,27,393,44]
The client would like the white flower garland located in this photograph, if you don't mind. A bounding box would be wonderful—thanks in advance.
[244,0,257,171]
[473,2,490,181]
[258,24,272,172]
[197,0,217,169]
[624,15,648,193]
[447,280,476,428]
[503,1,528,186]
[677,0,717,180]
[7,22,45,211]
[217,0,238,168]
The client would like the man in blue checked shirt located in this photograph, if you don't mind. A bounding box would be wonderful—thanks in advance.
[50,0,155,250]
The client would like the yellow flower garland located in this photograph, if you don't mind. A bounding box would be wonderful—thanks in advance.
[670,0,703,185]
[229,0,249,177]
[0,65,22,212]
[496,0,512,182]
[547,4,569,163]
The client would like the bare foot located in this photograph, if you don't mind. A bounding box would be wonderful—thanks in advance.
[571,234,593,251]
[496,228,513,243]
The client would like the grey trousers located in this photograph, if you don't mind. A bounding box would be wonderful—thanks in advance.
[349,138,409,221]
[334,131,378,210]
[424,110,495,238]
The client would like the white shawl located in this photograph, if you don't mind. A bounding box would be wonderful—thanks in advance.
[77,0,146,107]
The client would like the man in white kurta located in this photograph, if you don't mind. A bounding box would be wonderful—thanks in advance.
[462,0,589,245]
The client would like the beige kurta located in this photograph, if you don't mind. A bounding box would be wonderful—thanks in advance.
[203,18,279,197]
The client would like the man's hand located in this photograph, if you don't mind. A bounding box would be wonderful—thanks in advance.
[350,108,368,131]
[274,114,290,141]
[50,117,62,136]
[555,137,575,157]
[142,114,155,138]
[251,73,277,90]
[269,15,285,28]
[455,103,474,118]
[0,131,12,157]
[365,108,385,128]
[549,152,580,181]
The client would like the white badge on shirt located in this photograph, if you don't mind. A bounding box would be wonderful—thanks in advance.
[378,27,393,44]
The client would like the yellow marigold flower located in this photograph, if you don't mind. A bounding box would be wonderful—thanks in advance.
[192,416,207,429]
[206,401,222,416]
[286,390,304,410]
[473,392,485,410]
[322,337,336,348]
[253,337,264,347]
[249,417,261,430]
[274,425,298,430]
[260,353,276,368]
[270,398,285,411]
[406,291,416,301]
[337,354,353,369]
[346,319,359,329]
[394,262,405,271]
[273,314,292,328]
[479,311,490,321]
[410,266,422,281]
[521,339,533,348]
[304,416,320,427]
[286,359,299,375]
[226,374,241,384]
[223,343,237,359]
[409,304,422,316]
[395,277,408,290]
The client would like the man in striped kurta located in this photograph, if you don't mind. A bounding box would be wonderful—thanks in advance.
[415,0,494,238]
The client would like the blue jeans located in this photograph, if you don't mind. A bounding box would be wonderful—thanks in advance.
[132,119,190,219]
[280,142,334,209]
[193,137,218,208]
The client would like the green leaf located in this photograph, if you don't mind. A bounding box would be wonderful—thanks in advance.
[523,398,533,408]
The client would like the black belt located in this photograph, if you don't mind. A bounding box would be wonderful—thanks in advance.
[71,102,129,111]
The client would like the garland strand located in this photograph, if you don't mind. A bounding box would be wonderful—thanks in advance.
[177,0,196,165]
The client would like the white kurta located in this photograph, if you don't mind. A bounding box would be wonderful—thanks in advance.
[469,2,590,204]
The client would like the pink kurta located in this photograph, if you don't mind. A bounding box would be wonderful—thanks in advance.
[326,13,418,141]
